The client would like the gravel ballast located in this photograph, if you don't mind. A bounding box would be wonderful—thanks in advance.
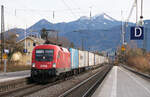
[27,66,107,97]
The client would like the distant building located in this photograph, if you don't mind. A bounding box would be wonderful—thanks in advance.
[17,36,45,65]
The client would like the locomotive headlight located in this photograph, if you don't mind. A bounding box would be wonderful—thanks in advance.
[32,63,35,68]
[53,63,56,68]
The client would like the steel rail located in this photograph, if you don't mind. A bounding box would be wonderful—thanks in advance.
[59,65,112,97]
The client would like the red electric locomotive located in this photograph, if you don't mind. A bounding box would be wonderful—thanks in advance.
[31,44,71,81]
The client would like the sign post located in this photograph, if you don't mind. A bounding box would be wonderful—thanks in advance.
[3,53,7,73]
[23,49,27,53]
[4,59,7,73]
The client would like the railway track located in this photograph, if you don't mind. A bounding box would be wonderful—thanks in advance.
[0,78,63,97]
[59,65,112,97]
[0,77,31,93]
[0,65,112,97]
[0,72,74,97]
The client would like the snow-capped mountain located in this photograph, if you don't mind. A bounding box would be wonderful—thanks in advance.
[78,16,89,21]
[7,13,150,51]
[26,13,121,33]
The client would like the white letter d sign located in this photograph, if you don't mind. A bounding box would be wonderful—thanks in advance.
[135,27,142,37]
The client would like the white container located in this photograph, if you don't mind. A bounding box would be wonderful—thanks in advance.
[79,50,85,68]
[89,52,94,66]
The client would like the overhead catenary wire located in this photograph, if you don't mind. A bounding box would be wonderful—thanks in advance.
[10,7,88,21]
[71,0,86,17]
[141,0,143,18]
[4,5,90,22]
[4,2,93,30]
[126,0,137,25]
[61,0,78,18]
[5,6,87,14]
[135,0,138,25]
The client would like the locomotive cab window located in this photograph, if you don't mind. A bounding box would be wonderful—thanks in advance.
[35,49,54,61]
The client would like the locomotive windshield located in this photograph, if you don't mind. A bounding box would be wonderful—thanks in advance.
[35,49,54,61]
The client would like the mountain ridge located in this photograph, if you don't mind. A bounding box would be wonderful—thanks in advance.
[6,13,150,52]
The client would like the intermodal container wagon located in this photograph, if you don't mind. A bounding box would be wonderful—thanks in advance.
[79,50,85,68]
[89,52,94,66]
[84,51,89,67]
[69,48,79,69]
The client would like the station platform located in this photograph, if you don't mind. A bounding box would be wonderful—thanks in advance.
[0,70,30,83]
[92,66,150,97]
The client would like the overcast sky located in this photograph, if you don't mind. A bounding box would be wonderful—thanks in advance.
[0,0,150,29]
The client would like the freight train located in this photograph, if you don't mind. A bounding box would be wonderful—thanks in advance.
[31,44,108,82]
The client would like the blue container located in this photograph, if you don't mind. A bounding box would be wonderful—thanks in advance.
[69,48,79,69]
